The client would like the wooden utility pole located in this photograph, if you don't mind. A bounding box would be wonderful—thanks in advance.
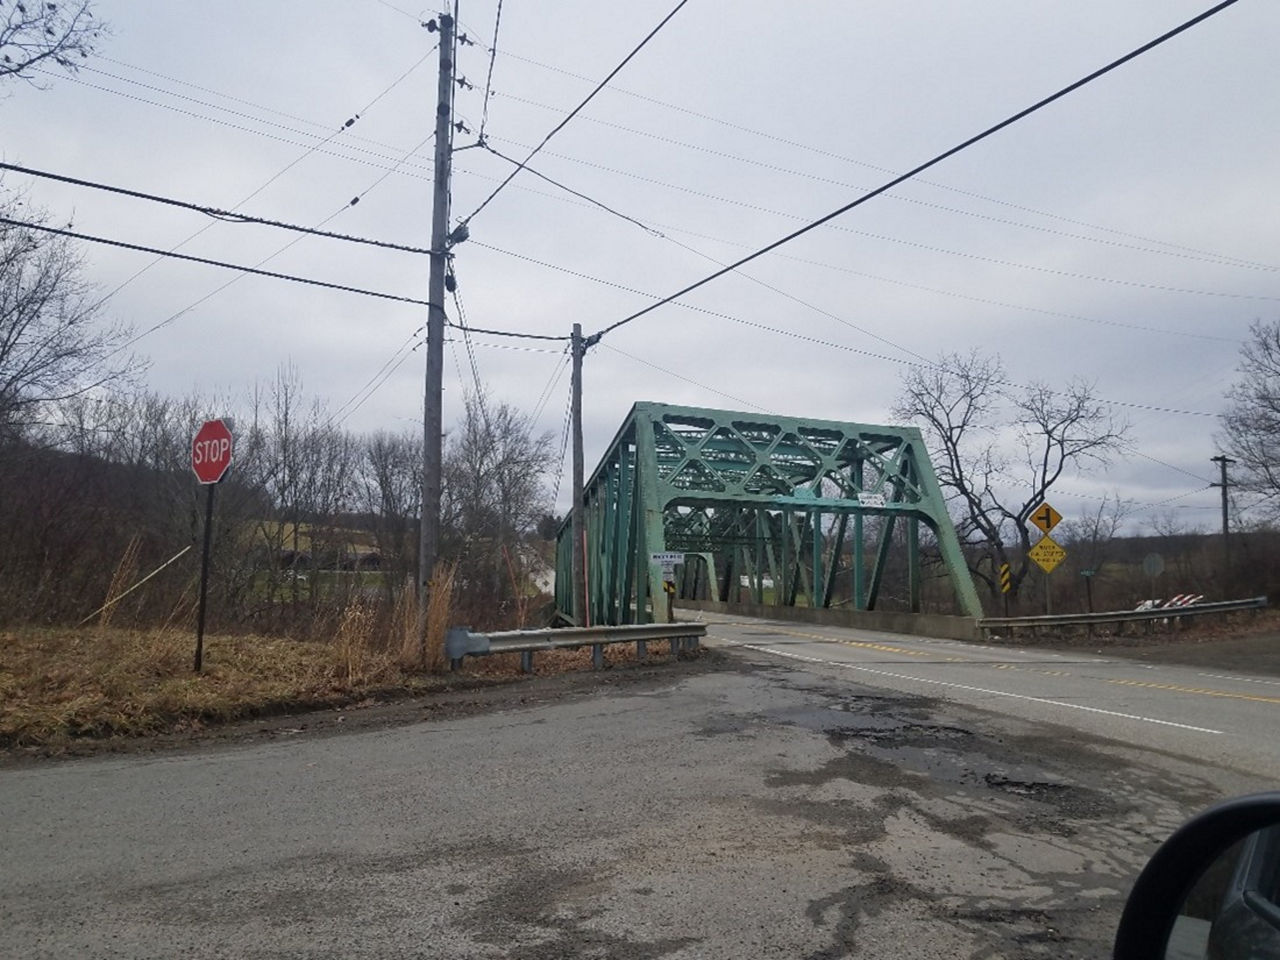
[571,323,587,626]
[1211,454,1235,574]
[419,12,455,637]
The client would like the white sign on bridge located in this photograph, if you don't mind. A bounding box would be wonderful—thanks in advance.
[650,551,685,577]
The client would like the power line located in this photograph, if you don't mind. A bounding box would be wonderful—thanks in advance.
[593,0,1245,340]
[0,161,438,257]
[495,89,1280,276]
[78,56,432,155]
[550,379,574,507]
[478,0,503,140]
[96,55,412,151]
[36,68,441,185]
[330,325,426,427]
[457,0,692,227]
[4,216,434,306]
[470,238,1217,418]
[110,135,437,356]
[460,147,1244,346]
[597,342,768,412]
[492,50,1276,275]
[3,216,569,343]
[478,143,662,237]
[531,347,572,423]
[25,146,1259,341]
[489,134,1274,311]
[72,50,437,310]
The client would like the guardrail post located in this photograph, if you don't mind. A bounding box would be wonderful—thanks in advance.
[592,643,603,669]
[637,639,647,661]
[521,651,534,673]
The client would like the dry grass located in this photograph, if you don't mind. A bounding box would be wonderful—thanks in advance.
[0,577,688,748]
[0,620,438,748]
[97,535,141,629]
[422,561,455,673]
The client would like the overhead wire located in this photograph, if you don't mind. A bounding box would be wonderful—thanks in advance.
[531,346,571,424]
[494,89,1280,275]
[491,47,1275,274]
[4,216,435,307]
[456,0,691,228]
[597,342,767,413]
[487,134,1275,314]
[468,238,1216,418]
[0,216,565,359]
[329,324,426,427]
[23,146,1263,340]
[0,161,438,256]
[73,58,431,158]
[32,69,443,197]
[70,47,437,310]
[550,379,574,507]
[477,0,503,141]
[592,0,1247,340]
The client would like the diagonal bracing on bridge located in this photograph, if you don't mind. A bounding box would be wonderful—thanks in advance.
[556,402,982,625]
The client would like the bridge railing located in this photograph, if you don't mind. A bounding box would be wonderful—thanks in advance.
[977,596,1267,640]
[445,621,707,672]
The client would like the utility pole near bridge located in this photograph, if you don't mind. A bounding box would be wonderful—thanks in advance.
[419,11,455,647]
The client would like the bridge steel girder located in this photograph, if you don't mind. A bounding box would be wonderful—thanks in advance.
[555,402,983,625]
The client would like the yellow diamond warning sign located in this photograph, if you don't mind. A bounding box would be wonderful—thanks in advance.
[1029,502,1062,535]
[1028,535,1067,574]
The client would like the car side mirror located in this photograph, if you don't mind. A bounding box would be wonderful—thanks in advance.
[1114,793,1280,959]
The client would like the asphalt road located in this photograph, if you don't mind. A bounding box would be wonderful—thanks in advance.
[2,619,1276,959]
[700,613,1280,779]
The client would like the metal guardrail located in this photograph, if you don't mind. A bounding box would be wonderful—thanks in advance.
[445,621,707,672]
[978,596,1268,638]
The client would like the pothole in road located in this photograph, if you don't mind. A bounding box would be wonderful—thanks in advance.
[983,773,1073,798]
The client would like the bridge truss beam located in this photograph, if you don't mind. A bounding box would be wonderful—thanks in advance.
[556,402,982,625]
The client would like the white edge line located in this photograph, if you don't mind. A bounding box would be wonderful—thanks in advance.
[728,640,1224,736]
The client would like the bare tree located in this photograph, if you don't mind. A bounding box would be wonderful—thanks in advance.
[893,350,1128,601]
[1,0,104,80]
[442,390,556,621]
[360,430,421,598]
[0,194,136,440]
[1220,319,1280,512]
[1058,495,1131,577]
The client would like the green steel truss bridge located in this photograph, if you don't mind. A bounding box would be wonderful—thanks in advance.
[555,402,982,625]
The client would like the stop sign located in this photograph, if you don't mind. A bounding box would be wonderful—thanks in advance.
[192,419,234,484]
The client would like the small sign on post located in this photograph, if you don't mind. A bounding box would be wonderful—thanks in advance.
[650,551,685,577]
[192,419,234,673]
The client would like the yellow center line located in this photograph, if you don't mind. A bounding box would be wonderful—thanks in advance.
[768,627,959,660]
[1102,677,1280,706]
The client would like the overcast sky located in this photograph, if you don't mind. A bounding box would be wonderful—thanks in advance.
[3,0,1277,530]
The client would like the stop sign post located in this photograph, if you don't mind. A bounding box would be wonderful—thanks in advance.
[191,419,234,672]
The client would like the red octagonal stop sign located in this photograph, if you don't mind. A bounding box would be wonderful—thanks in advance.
[192,419,234,484]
